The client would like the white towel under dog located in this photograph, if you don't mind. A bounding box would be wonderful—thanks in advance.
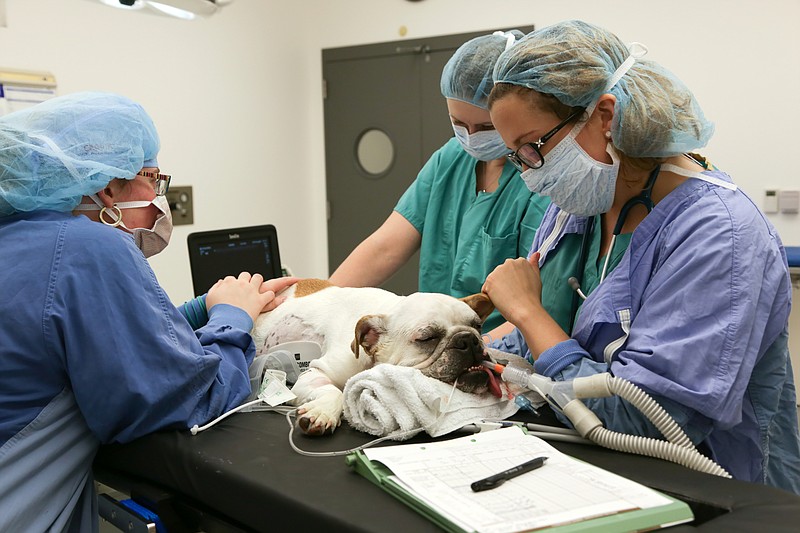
[342,364,519,440]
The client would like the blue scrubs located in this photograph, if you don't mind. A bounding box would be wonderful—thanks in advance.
[395,137,550,331]
[0,211,255,531]
[493,170,800,493]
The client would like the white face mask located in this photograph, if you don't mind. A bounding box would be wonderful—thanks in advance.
[452,124,509,161]
[75,194,173,257]
[519,118,620,217]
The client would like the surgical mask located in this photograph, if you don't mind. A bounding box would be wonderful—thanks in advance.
[452,124,509,161]
[75,194,173,257]
[519,122,620,217]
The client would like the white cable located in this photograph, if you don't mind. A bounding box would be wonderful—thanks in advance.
[190,399,264,435]
[190,401,294,435]
[285,409,423,457]
[600,234,616,282]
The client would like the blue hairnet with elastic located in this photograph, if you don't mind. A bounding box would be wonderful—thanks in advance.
[0,91,160,216]
[492,20,713,158]
[441,30,524,109]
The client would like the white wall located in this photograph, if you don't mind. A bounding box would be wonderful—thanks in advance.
[1,0,798,305]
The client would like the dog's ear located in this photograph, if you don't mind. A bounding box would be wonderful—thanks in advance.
[460,293,495,322]
[351,314,386,360]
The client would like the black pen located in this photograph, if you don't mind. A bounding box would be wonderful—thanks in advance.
[470,456,548,492]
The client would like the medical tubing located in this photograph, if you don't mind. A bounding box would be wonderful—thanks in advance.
[561,398,730,477]
[501,365,575,409]
[500,366,730,477]
[587,425,730,477]
[503,366,693,449]
[576,418,730,477]
[572,374,694,449]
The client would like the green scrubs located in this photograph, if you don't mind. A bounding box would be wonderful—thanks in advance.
[539,216,632,334]
[395,138,550,331]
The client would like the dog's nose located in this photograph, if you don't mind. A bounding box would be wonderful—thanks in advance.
[450,331,482,357]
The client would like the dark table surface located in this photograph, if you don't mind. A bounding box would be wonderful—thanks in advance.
[94,408,800,533]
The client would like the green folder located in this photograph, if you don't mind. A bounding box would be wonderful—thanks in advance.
[346,450,694,533]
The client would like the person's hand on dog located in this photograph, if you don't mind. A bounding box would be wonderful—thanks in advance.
[207,272,279,323]
[258,276,299,313]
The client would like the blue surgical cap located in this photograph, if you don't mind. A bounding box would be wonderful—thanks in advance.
[441,30,524,110]
[0,91,160,216]
[492,20,713,158]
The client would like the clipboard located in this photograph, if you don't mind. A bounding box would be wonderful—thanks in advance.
[346,427,694,533]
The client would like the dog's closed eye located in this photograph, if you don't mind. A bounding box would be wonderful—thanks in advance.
[413,327,445,344]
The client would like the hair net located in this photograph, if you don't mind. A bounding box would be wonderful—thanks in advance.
[492,20,713,158]
[441,30,525,109]
[0,91,160,216]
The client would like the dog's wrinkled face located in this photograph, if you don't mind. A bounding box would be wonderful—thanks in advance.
[351,292,502,398]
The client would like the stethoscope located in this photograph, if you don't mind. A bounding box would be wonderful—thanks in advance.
[567,164,661,331]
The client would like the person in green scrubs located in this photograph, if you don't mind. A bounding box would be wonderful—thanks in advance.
[329,30,550,331]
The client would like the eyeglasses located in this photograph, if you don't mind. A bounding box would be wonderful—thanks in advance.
[137,170,171,196]
[506,110,583,171]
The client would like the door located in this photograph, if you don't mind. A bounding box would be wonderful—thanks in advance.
[322,28,532,295]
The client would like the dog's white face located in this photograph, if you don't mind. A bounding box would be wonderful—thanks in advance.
[352,292,502,398]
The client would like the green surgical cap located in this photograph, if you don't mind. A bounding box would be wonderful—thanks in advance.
[492,20,713,158]
[441,30,524,109]
[0,91,160,216]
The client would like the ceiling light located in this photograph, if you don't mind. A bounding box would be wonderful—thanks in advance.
[92,0,230,20]
[147,1,201,20]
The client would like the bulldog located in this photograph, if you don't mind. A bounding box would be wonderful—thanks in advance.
[251,279,503,436]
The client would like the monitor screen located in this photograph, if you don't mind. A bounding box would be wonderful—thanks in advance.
[187,225,282,297]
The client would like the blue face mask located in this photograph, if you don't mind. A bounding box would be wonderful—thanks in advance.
[519,118,620,217]
[452,125,509,161]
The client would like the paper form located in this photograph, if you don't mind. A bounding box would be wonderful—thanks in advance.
[364,426,672,533]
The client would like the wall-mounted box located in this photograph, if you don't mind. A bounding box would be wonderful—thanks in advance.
[166,186,193,226]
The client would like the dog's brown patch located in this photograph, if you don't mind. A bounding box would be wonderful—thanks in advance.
[352,315,384,361]
[293,278,334,298]
[460,293,495,322]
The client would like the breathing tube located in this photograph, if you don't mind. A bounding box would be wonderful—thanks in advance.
[484,361,731,478]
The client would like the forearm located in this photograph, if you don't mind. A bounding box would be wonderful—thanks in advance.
[512,304,570,360]
[330,212,421,288]
[329,240,404,287]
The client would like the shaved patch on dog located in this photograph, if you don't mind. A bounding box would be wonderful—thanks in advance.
[293,278,334,298]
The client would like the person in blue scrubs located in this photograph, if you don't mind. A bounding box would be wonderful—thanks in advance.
[482,20,800,494]
[0,92,295,531]
[330,30,550,332]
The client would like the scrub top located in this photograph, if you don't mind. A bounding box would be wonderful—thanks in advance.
[539,216,632,334]
[395,137,550,331]
[0,210,255,531]
[493,169,800,493]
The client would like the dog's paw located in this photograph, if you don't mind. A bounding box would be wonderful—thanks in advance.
[296,397,343,437]
[297,412,338,436]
